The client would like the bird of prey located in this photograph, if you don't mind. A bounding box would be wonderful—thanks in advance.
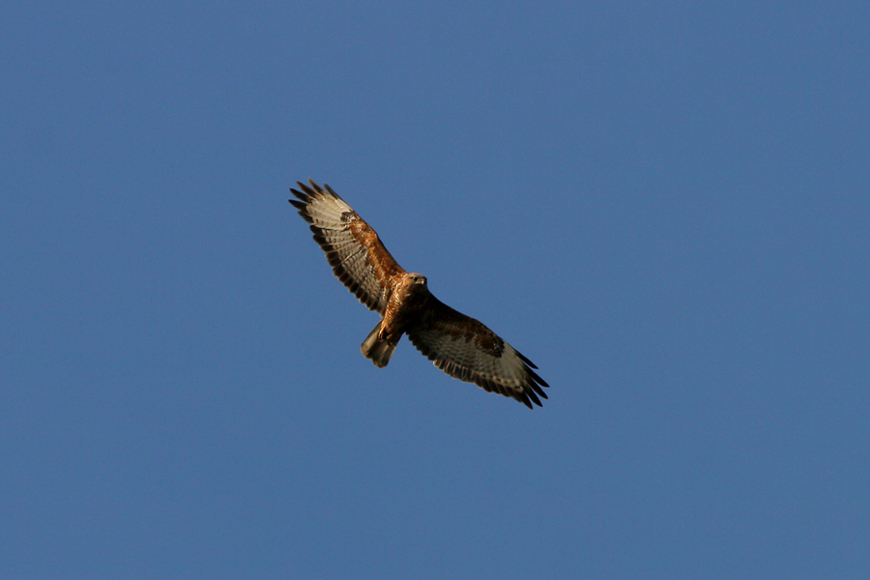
[289,180,549,408]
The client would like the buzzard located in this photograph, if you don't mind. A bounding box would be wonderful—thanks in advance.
[289,180,549,408]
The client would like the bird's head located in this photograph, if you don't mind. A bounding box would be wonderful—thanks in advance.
[403,272,428,293]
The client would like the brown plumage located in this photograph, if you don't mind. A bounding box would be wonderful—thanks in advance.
[289,179,549,408]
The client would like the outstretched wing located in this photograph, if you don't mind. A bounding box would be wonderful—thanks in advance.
[289,180,405,314]
[406,296,549,409]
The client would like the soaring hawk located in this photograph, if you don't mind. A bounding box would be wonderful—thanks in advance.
[289,180,549,408]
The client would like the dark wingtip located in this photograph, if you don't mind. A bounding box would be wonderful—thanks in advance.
[289,186,309,203]
[516,350,538,369]
[324,182,341,198]
[297,181,317,196]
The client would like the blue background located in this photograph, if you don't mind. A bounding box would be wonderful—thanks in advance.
[3,2,869,578]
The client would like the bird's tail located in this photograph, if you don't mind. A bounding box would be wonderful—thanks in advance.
[361,321,398,368]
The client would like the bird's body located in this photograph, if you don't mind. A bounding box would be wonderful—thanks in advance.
[361,272,429,368]
[289,180,548,408]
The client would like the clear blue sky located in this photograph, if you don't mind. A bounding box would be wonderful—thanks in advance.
[2,2,869,578]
